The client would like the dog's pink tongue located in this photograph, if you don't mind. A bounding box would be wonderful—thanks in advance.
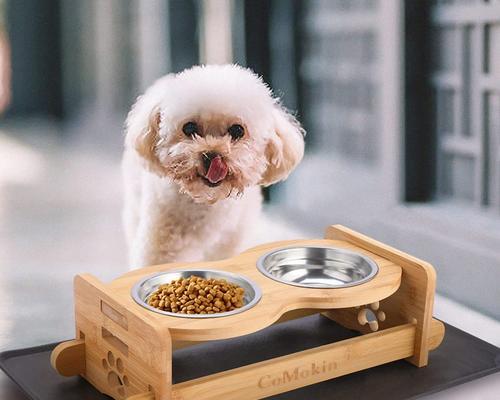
[205,155,228,184]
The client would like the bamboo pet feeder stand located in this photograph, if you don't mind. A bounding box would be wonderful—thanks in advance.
[51,225,445,400]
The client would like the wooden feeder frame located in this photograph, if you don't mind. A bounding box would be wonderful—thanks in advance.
[51,225,445,400]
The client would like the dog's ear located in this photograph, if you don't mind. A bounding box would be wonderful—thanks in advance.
[260,104,305,186]
[125,76,174,175]
[132,108,161,173]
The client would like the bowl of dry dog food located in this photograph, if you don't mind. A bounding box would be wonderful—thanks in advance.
[132,269,262,318]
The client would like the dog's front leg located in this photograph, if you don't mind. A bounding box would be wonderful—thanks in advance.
[128,227,157,269]
[127,186,173,267]
[129,215,181,268]
[128,199,205,268]
[129,222,205,268]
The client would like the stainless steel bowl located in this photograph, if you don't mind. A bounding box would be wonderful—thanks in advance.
[256,246,378,288]
[131,269,262,318]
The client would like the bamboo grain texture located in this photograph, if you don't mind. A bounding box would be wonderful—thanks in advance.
[50,225,443,400]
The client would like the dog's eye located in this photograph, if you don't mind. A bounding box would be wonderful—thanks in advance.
[182,121,198,137]
[228,124,244,140]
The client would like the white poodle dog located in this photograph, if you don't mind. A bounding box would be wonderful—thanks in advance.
[123,64,304,268]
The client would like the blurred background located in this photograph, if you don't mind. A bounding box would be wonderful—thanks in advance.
[0,0,499,356]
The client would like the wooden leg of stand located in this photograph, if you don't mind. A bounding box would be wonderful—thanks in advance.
[50,339,86,377]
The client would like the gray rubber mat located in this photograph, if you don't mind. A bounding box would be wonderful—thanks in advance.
[1,315,499,399]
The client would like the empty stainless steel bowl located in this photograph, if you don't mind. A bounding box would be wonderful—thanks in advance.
[256,246,378,288]
[131,269,262,318]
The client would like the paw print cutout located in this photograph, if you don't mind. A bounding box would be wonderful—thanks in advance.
[357,301,386,332]
[102,351,129,398]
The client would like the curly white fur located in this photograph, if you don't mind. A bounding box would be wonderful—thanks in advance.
[123,64,304,268]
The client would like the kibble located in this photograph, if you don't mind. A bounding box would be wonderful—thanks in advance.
[147,275,245,314]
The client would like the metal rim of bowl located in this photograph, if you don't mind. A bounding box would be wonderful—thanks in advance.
[131,269,262,318]
[256,246,379,289]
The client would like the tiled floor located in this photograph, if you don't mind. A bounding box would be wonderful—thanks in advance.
[0,120,128,350]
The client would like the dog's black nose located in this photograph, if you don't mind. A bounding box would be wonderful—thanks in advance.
[202,152,220,173]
